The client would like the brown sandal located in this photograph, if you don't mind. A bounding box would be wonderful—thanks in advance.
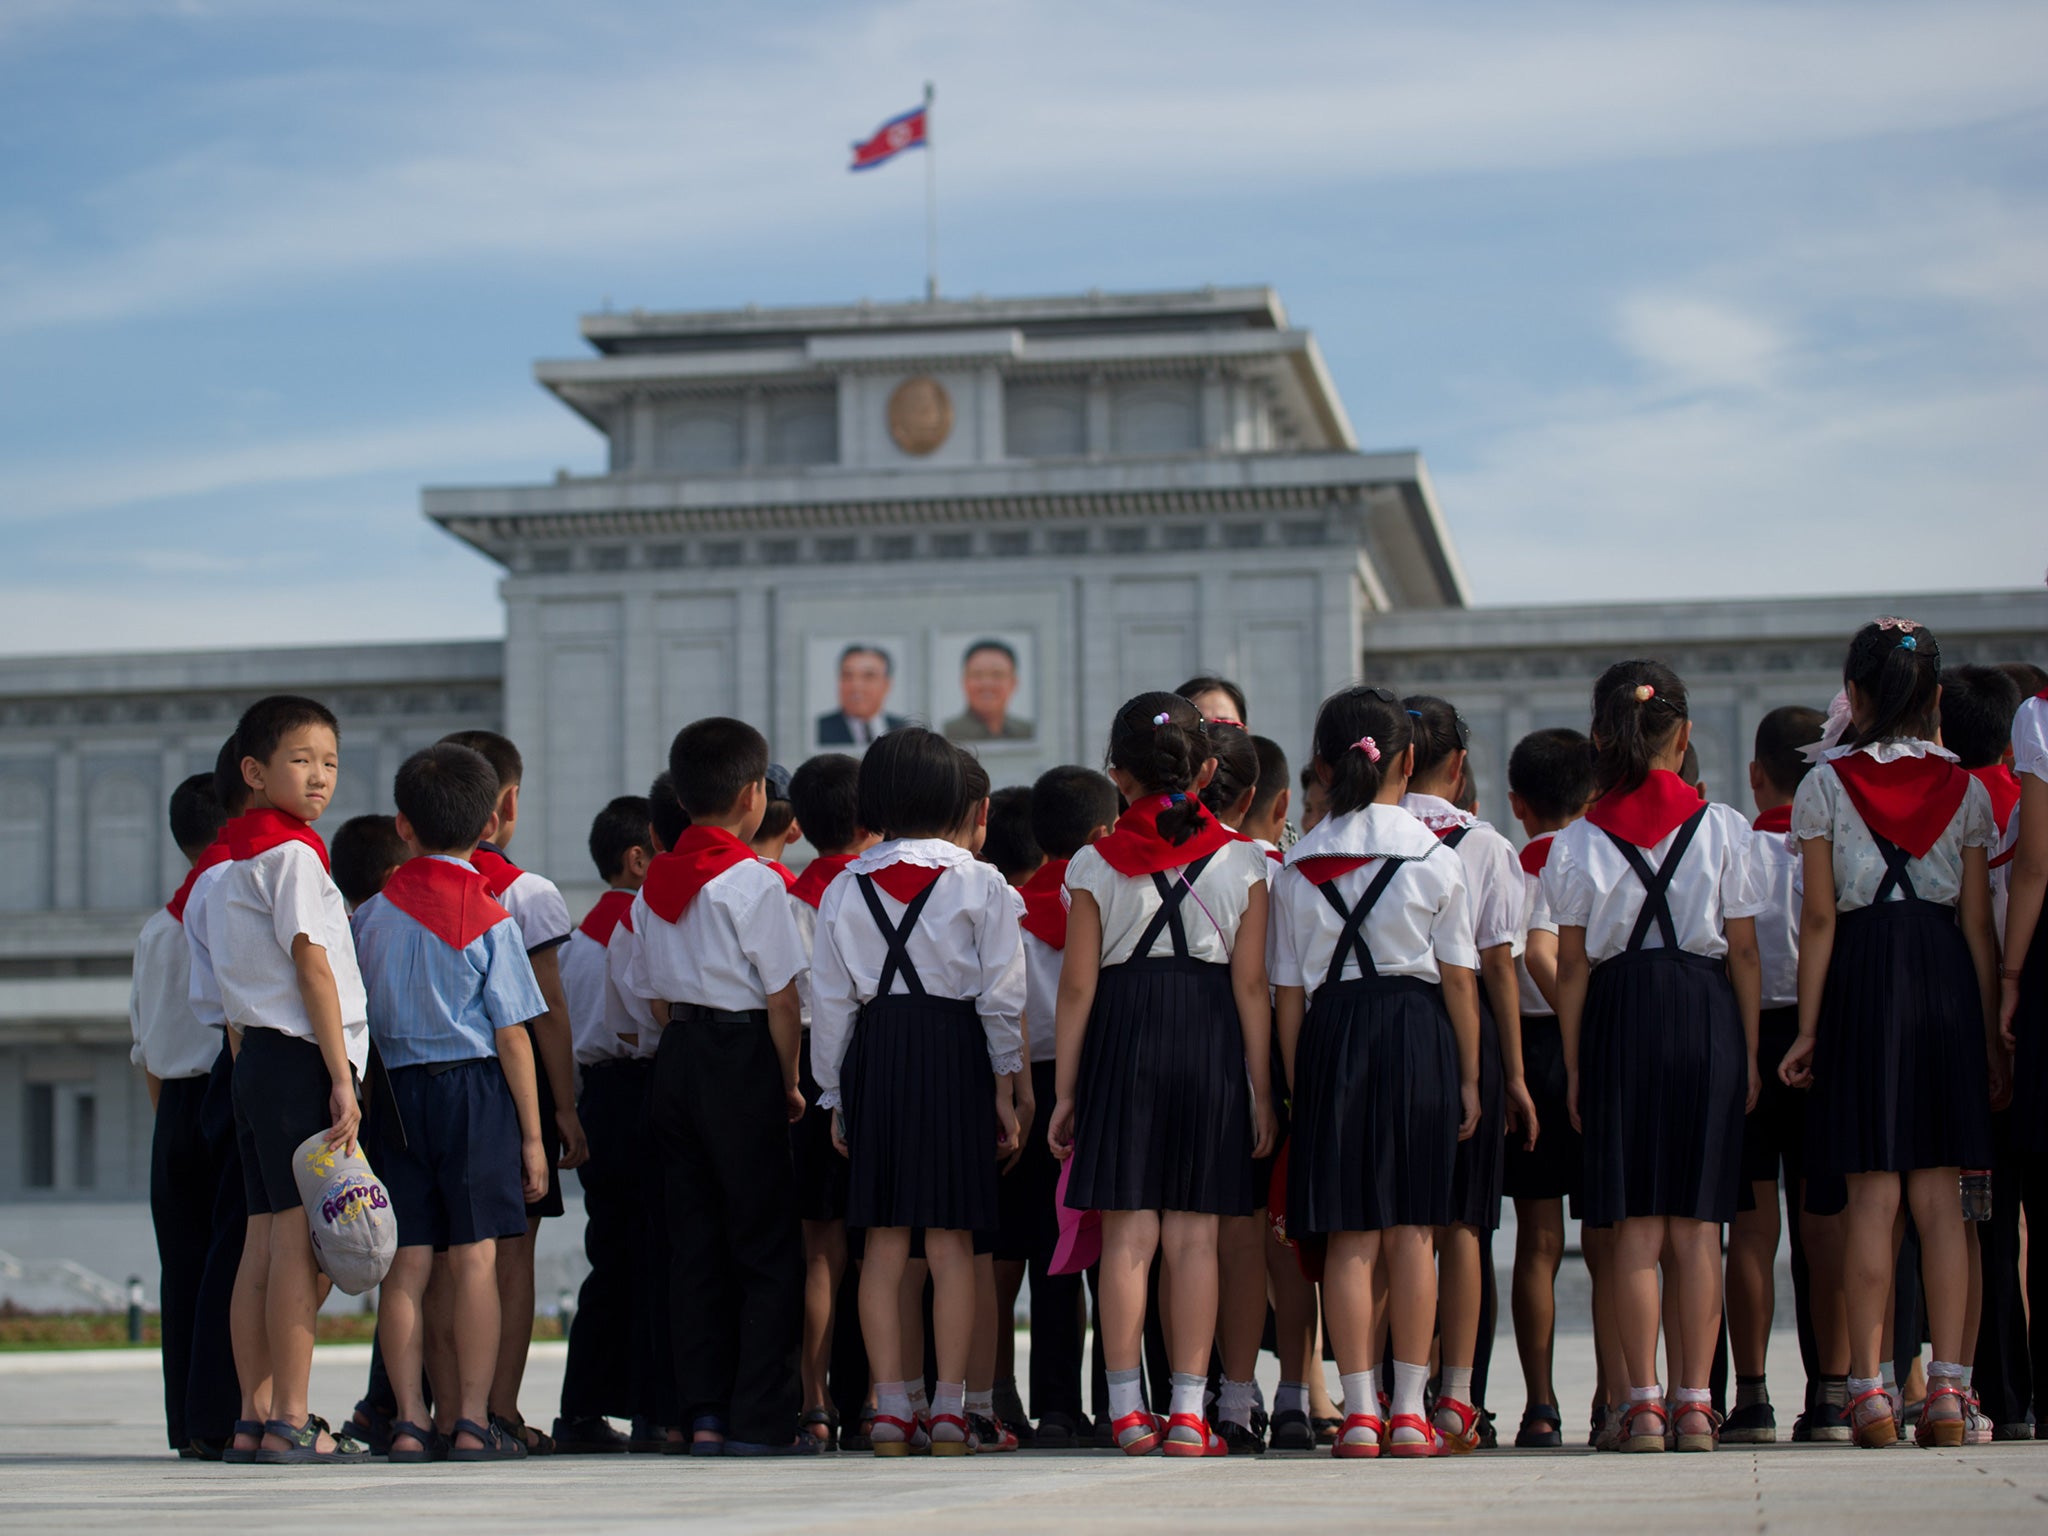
[1914,1383,1966,1449]
[1849,1386,1898,1449]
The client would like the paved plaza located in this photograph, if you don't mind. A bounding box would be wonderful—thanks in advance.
[3,1338,2046,1533]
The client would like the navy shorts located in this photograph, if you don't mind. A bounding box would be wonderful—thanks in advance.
[233,1027,339,1216]
[379,1059,528,1249]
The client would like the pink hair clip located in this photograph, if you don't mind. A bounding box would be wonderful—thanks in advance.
[1353,736,1381,762]
[1874,616,1919,633]
[1634,684,1655,702]
[1151,711,1171,726]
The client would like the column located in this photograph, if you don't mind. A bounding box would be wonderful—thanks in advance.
[53,743,81,910]
[159,741,187,893]
[1085,374,1111,455]
[620,587,659,793]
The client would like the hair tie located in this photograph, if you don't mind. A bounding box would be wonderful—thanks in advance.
[1353,736,1381,763]
[1151,712,1171,727]
[1634,684,1655,702]
[1163,792,1186,806]
[1899,634,1917,651]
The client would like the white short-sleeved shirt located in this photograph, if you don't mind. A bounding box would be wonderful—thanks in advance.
[1747,821,1801,1008]
[1516,839,1559,1019]
[187,841,370,1075]
[1022,931,1062,1065]
[1064,836,1269,968]
[809,839,1027,1107]
[1401,793,1523,952]
[1269,805,1477,998]
[487,861,573,956]
[560,892,640,1067]
[2015,696,2048,783]
[131,906,216,1080]
[1544,797,1763,965]
[625,858,805,1017]
[1790,742,1997,913]
[183,861,232,1031]
[604,922,663,1060]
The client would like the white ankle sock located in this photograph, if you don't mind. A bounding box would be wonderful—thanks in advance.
[1391,1361,1429,1420]
[1879,1362,1897,1391]
[1848,1375,1882,1402]
[1275,1381,1309,1418]
[1168,1372,1206,1419]
[1108,1368,1144,1421]
[966,1388,994,1417]
[1958,1364,1975,1389]
[1218,1379,1257,1430]
[931,1382,966,1438]
[1628,1384,1664,1403]
[1340,1371,1377,1419]
[1441,1365,1473,1404]
[875,1382,912,1435]
[907,1381,930,1417]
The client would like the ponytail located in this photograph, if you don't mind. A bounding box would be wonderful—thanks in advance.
[1106,691,1212,845]
[1402,694,1470,782]
[1311,686,1413,817]
[1589,660,1689,797]
[1840,619,1941,748]
[1198,721,1260,823]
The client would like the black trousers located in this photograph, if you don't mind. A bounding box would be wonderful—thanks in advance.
[150,1073,214,1450]
[1973,1112,2032,1425]
[653,1013,803,1444]
[2022,1151,2048,1426]
[560,1060,648,1421]
[182,1042,244,1444]
[634,1057,679,1427]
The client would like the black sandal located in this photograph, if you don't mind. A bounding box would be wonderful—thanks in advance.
[387,1420,443,1464]
[801,1407,839,1451]
[451,1417,528,1461]
[491,1413,554,1456]
[254,1416,371,1464]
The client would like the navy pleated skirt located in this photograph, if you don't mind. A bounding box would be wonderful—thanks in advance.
[1288,975,1459,1234]
[1806,899,1993,1176]
[1065,956,1255,1217]
[841,994,997,1232]
[2014,901,2048,1160]
[792,1032,849,1223]
[1580,948,1745,1227]
[1448,992,1505,1231]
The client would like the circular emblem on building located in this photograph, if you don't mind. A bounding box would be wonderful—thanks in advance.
[887,375,953,456]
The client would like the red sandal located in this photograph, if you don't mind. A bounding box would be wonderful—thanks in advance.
[1433,1397,1481,1455]
[868,1412,928,1457]
[1617,1398,1668,1453]
[1914,1383,1966,1449]
[927,1411,977,1456]
[1849,1386,1897,1450]
[1386,1413,1440,1458]
[1110,1409,1161,1456]
[1161,1412,1227,1458]
[1331,1412,1385,1460]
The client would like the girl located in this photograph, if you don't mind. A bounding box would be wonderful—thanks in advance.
[810,728,1024,1454]
[1400,695,1539,1452]
[1047,693,1276,1458]
[1779,620,2004,1449]
[1546,660,1762,1454]
[1272,686,1482,1458]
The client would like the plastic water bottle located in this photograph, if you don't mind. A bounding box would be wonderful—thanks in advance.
[1960,1170,1992,1222]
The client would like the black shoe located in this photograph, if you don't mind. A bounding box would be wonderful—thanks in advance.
[1220,1420,1266,1456]
[1475,1409,1498,1450]
[552,1415,631,1454]
[1722,1401,1777,1445]
[1587,1402,1607,1447]
[993,1378,1034,1445]
[1269,1408,1314,1451]
[1992,1421,2035,1441]
[1032,1410,1081,1449]
[627,1416,667,1454]
[724,1436,822,1457]
[1790,1400,1850,1443]
[1514,1404,1562,1448]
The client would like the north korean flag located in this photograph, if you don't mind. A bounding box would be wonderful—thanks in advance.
[850,105,927,171]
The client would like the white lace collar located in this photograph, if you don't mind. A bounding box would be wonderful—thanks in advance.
[1284,804,1441,868]
[1400,792,1475,833]
[1822,738,1958,766]
[849,837,975,875]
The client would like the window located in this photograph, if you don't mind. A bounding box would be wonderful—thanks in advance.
[23,1082,97,1192]
[1005,384,1086,457]
[24,1083,52,1189]
[765,390,838,467]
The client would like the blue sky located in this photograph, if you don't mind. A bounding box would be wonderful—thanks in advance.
[2,0,2044,654]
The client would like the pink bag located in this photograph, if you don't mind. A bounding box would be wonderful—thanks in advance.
[1048,1160,1100,1275]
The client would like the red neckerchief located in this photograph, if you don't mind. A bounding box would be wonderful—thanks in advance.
[578,888,636,947]
[1265,847,1283,863]
[763,858,797,890]
[1295,855,1372,886]
[868,862,947,903]
[469,843,523,899]
[1965,764,2021,836]
[1019,858,1070,950]
[1091,794,1244,877]
[790,852,856,911]
[1831,751,1971,860]
[166,838,232,923]
[641,826,758,923]
[1752,805,1793,835]
[1585,770,1703,849]
[223,806,329,871]
[379,857,512,950]
[1517,834,1555,876]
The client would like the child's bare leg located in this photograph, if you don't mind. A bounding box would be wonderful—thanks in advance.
[967,1250,998,1395]
[800,1217,846,1431]
[927,1230,978,1444]
[230,1211,274,1452]
[424,1254,458,1434]
[487,1217,539,1440]
[262,1209,331,1451]
[993,1259,1025,1389]
[859,1228,914,1446]
[1611,1216,1668,1396]
[446,1240,502,1450]
[1727,1186,1779,1379]
[1381,1226,1438,1447]
[1216,1212,1267,1426]
[378,1247,433,1453]
[1803,1207,1850,1374]
[1842,1173,1901,1380]
[1905,1166,1968,1425]
[1511,1197,1564,1411]
[1668,1217,1724,1437]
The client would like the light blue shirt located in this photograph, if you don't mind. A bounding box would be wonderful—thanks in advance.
[352,856,547,1069]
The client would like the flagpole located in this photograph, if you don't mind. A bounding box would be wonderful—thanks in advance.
[923,80,938,302]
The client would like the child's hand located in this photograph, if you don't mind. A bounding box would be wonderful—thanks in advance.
[521,1136,548,1204]
[1988,1045,2013,1112]
[1003,1095,1037,1173]
[1745,1053,1761,1114]
[1505,1077,1540,1152]
[1565,1070,1581,1134]
[1457,1079,1481,1141]
[556,1107,590,1170]
[1046,1098,1075,1161]
[785,1082,807,1125]
[2000,975,2020,1049]
[831,1108,849,1157]
[325,1079,360,1155]
[1777,1035,1815,1090]
[1251,1097,1278,1162]
[995,1094,1020,1159]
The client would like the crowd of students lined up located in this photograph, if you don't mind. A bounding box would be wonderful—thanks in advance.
[127,615,2048,1463]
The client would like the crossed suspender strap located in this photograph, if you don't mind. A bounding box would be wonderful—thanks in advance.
[1871,835,1920,904]
[857,873,940,997]
[1440,825,1471,850]
[1315,857,1407,990]
[1601,806,1708,952]
[1131,852,1218,960]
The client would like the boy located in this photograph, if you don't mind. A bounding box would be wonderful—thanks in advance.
[751,764,800,886]
[1726,705,1836,1444]
[627,718,811,1455]
[331,815,408,913]
[187,695,369,1462]
[1297,762,1329,834]
[132,773,231,1455]
[1501,726,1594,1448]
[1015,765,1120,1447]
[352,743,548,1460]
[438,728,586,1453]
[981,786,1041,886]
[1241,736,1291,854]
[555,795,657,1454]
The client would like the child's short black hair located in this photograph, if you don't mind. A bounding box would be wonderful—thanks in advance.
[1753,705,1826,797]
[1507,727,1595,823]
[955,750,991,832]
[589,795,654,882]
[1176,675,1247,722]
[788,754,861,854]
[1198,722,1260,823]
[236,694,339,768]
[669,717,769,819]
[1029,765,1120,860]
[982,786,1041,880]
[647,771,689,851]
[211,735,250,817]
[168,773,226,858]
[2000,660,2048,697]
[438,729,521,789]
[857,727,963,841]
[755,802,795,843]
[1939,665,2023,770]
[394,742,500,854]
[1249,736,1289,822]
[330,814,407,907]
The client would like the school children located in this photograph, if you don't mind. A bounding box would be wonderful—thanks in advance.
[187,695,371,1463]
[752,764,801,885]
[1049,693,1276,1458]
[353,743,550,1462]
[1400,696,1536,1453]
[1780,620,2004,1449]
[810,730,1025,1455]
[1725,705,1839,1444]
[1545,661,1763,1454]
[1271,686,1480,1458]
[554,795,658,1454]
[1999,660,2048,1433]
[132,773,231,1456]
[438,729,587,1455]
[628,717,812,1456]
[331,816,408,914]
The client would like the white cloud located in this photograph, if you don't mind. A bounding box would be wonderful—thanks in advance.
[1615,295,1787,392]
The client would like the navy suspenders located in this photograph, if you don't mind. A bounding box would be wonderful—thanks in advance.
[1600,807,1708,953]
[1314,858,1407,990]
[857,873,940,996]
[1131,852,1218,961]
[1870,835,1920,904]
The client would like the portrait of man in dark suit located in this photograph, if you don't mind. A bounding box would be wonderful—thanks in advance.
[815,642,907,746]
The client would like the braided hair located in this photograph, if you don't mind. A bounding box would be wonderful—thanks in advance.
[1106,691,1212,845]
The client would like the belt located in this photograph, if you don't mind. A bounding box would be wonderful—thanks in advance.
[668,1003,769,1026]
[424,1055,492,1077]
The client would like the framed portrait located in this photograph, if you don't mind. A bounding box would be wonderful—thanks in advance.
[933,629,1037,747]
[806,634,918,752]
